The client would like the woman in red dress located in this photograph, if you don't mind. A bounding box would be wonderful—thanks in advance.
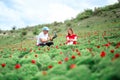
[66,28,77,45]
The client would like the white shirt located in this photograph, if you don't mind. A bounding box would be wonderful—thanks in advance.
[37,32,49,45]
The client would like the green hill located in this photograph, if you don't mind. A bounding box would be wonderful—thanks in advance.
[0,2,120,48]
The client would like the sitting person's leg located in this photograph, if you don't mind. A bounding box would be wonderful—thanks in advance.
[39,43,46,47]
[46,42,54,46]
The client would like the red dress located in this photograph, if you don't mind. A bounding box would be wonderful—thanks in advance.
[66,34,77,45]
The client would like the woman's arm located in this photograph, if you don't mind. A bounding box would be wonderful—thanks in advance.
[66,36,77,42]
[72,36,77,41]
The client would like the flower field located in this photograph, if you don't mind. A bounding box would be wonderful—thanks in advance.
[0,2,120,80]
[0,28,120,80]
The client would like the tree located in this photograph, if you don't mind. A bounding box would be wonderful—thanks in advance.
[53,21,58,26]
[76,9,93,21]
[10,26,16,33]
[12,26,16,30]
[118,0,120,3]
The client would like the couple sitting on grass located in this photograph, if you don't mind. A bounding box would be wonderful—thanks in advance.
[36,26,77,47]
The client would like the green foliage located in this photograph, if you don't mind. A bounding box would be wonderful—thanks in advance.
[66,22,72,27]
[101,3,120,11]
[76,9,93,21]
[52,28,61,33]
[33,27,39,35]
[66,65,92,80]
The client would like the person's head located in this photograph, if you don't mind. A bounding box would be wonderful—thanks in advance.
[68,28,73,36]
[42,26,49,34]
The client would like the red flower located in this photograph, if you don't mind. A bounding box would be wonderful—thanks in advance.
[71,55,76,59]
[15,64,21,69]
[77,52,81,56]
[100,51,106,58]
[60,52,63,54]
[29,49,32,52]
[87,48,92,52]
[59,44,62,46]
[116,42,120,49]
[110,50,114,53]
[76,49,79,52]
[48,65,53,69]
[64,57,69,62]
[35,54,38,58]
[38,48,40,50]
[104,43,110,47]
[70,64,76,69]
[56,46,59,49]
[42,71,47,75]
[34,50,36,52]
[47,47,50,51]
[97,46,100,48]
[58,61,62,64]
[1,63,6,68]
[23,48,26,51]
[114,53,119,58]
[31,60,36,64]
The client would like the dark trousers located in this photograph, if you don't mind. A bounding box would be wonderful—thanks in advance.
[39,42,54,47]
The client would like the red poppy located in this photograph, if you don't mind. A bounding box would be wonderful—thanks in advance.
[48,65,53,69]
[42,71,47,75]
[60,52,63,54]
[100,51,106,58]
[64,57,69,62]
[116,42,120,49]
[59,44,62,46]
[71,55,76,59]
[56,46,59,49]
[87,48,92,52]
[76,49,79,52]
[29,49,32,52]
[35,54,38,58]
[1,63,6,68]
[97,46,100,48]
[110,50,114,53]
[38,48,40,50]
[104,43,110,47]
[23,48,26,51]
[15,64,21,69]
[70,64,76,69]
[31,60,36,64]
[77,52,81,56]
[58,61,62,64]
[114,53,119,58]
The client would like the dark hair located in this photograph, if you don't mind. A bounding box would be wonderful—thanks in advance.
[68,28,74,36]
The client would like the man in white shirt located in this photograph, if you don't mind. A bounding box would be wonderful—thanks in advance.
[37,26,57,46]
